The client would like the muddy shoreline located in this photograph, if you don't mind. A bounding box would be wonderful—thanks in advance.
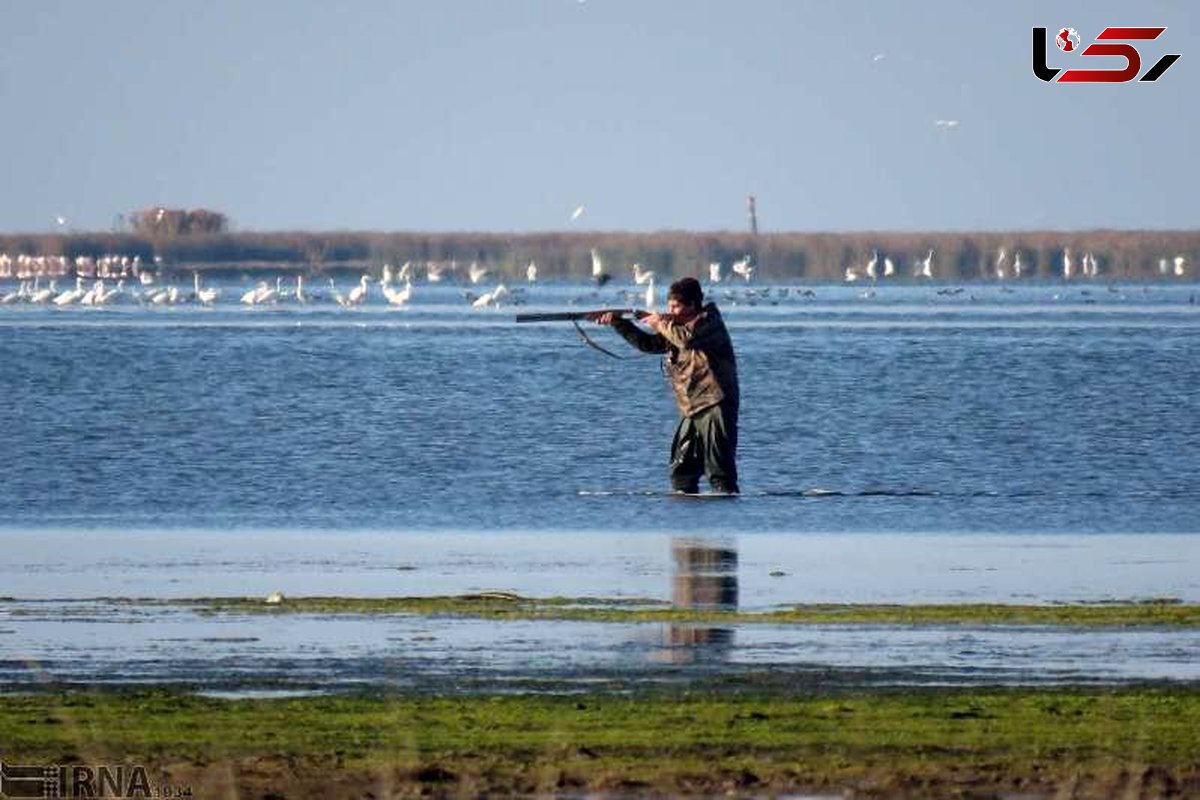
[2,683,1197,799]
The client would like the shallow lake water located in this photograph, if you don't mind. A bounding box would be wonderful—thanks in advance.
[2,280,1198,691]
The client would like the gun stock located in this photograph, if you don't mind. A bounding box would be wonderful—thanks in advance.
[515,307,646,323]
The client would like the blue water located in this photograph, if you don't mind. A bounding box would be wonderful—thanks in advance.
[2,280,1199,534]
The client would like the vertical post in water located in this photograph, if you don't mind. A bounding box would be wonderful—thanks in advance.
[746,194,758,236]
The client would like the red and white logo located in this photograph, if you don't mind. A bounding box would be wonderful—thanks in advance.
[1033,26,1180,83]
[1056,28,1081,52]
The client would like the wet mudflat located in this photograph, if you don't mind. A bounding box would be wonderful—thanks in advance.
[2,530,1198,692]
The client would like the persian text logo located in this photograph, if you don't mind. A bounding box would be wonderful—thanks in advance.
[1033,26,1180,82]
[0,759,190,799]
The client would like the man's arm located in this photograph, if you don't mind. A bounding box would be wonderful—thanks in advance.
[589,311,668,354]
[651,312,714,352]
[611,317,669,353]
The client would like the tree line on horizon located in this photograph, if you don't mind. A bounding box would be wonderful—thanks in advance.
[0,228,1195,282]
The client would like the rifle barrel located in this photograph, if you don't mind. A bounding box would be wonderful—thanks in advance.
[514,308,638,323]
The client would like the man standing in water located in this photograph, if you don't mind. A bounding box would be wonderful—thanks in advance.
[590,277,740,495]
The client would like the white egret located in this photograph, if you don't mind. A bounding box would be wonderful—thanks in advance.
[194,273,220,305]
[329,279,350,307]
[472,283,509,308]
[241,281,266,305]
[468,262,489,284]
[383,279,413,306]
[731,256,753,282]
[54,277,85,306]
[916,250,934,279]
[347,275,371,305]
[30,279,57,304]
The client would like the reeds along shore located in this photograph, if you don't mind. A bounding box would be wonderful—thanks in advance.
[0,229,1197,282]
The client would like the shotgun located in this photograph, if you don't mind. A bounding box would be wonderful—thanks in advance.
[514,308,650,323]
[513,308,662,358]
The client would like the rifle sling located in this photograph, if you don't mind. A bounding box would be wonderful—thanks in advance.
[572,319,630,360]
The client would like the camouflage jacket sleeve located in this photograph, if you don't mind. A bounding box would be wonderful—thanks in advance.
[656,309,727,354]
[611,318,669,354]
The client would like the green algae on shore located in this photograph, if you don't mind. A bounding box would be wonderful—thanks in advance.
[177,594,1200,626]
[1,686,1197,798]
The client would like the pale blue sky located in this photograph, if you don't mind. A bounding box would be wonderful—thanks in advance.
[0,1,1195,233]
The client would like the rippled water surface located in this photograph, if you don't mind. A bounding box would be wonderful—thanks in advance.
[3,280,1199,690]
[3,281,1199,533]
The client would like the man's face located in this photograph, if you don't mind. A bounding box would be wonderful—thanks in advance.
[667,297,698,320]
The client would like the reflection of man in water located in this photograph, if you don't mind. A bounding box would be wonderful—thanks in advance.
[660,538,737,662]
[590,277,740,494]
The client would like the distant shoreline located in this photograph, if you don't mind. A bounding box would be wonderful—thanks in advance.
[1,229,1197,282]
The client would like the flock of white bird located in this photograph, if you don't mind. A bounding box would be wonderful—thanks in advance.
[0,248,1191,309]
[0,252,763,310]
[843,247,1189,283]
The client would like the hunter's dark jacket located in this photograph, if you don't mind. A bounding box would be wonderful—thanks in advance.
[612,302,739,418]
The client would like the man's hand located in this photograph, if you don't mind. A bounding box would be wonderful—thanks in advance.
[587,310,620,325]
